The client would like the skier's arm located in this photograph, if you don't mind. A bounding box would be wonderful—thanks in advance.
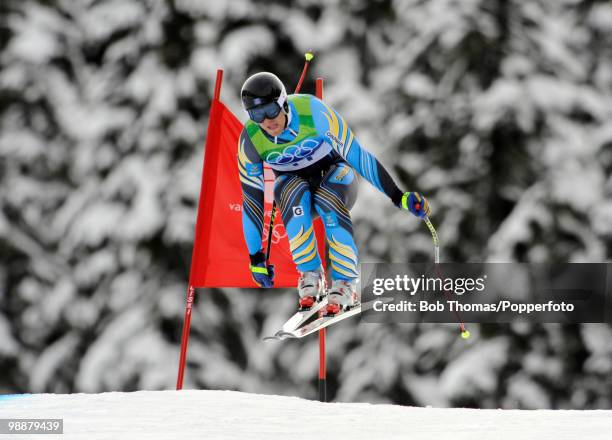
[310,97,405,207]
[237,131,266,255]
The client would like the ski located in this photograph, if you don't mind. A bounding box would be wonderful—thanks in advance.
[267,297,392,340]
[263,297,328,341]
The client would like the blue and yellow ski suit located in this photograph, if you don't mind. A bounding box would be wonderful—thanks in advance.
[238,94,404,281]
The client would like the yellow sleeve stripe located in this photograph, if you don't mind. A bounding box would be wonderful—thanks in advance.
[239,164,263,189]
[321,102,341,140]
[238,140,263,189]
[339,115,348,153]
[238,139,249,166]
[345,131,354,156]
[322,111,333,135]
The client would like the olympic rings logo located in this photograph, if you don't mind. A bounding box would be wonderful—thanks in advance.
[265,139,319,165]
[262,222,287,244]
[262,209,287,244]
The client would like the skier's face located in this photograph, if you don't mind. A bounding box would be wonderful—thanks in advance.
[259,111,286,137]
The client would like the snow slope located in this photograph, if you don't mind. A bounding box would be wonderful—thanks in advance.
[1,390,611,440]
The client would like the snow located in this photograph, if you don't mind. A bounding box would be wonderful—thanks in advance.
[588,4,612,31]
[220,26,275,73]
[506,373,552,409]
[6,4,62,64]
[79,0,145,43]
[1,390,611,440]
[402,73,437,99]
[283,8,346,52]
[440,337,509,400]
[30,334,80,393]
[0,314,18,356]
[581,325,612,375]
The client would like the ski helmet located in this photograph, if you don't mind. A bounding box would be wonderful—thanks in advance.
[240,72,288,113]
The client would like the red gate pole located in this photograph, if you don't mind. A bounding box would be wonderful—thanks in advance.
[176,69,224,390]
[176,285,195,389]
[315,77,327,402]
[319,327,326,401]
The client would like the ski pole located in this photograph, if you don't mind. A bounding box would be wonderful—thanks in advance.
[265,51,314,265]
[423,216,440,264]
[423,216,470,339]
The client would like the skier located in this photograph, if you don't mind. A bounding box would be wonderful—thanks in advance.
[238,72,430,316]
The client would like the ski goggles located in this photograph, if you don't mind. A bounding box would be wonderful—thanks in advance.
[247,102,282,123]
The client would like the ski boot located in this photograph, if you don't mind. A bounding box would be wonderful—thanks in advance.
[326,279,359,316]
[297,270,326,310]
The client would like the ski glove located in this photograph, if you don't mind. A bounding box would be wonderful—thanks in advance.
[400,192,431,218]
[249,251,275,288]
